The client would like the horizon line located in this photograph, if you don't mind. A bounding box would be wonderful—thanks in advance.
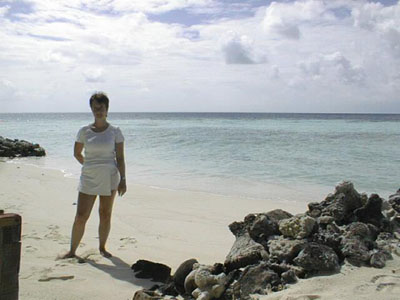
[1,111,400,115]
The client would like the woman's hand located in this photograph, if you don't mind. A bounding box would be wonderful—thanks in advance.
[118,179,127,196]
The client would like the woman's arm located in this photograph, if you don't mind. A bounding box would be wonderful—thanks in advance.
[74,142,84,165]
[116,142,127,196]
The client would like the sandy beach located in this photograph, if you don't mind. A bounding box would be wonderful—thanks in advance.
[1,161,400,300]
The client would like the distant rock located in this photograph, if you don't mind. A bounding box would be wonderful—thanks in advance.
[0,136,46,158]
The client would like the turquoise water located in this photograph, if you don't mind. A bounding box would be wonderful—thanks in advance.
[1,113,399,200]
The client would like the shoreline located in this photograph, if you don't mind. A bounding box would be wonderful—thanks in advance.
[2,157,339,205]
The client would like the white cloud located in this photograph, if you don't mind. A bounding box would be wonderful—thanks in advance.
[0,5,10,17]
[221,32,266,64]
[352,1,400,58]
[298,52,365,85]
[0,79,19,102]
[263,0,330,40]
[83,68,105,82]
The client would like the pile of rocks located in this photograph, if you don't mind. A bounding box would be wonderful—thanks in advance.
[132,182,400,300]
[0,136,46,157]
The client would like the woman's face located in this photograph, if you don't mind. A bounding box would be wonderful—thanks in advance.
[91,100,108,119]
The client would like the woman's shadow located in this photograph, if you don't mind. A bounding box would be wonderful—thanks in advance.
[86,255,156,288]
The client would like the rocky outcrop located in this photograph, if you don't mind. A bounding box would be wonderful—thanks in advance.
[0,136,45,158]
[132,182,400,300]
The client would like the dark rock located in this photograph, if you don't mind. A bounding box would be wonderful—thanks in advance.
[158,282,179,297]
[245,213,279,246]
[345,222,378,243]
[211,263,224,275]
[131,260,172,283]
[265,209,293,224]
[281,269,297,284]
[293,243,339,273]
[354,194,388,229]
[370,250,390,268]
[219,269,242,300]
[341,238,371,266]
[224,232,268,272]
[310,228,343,260]
[234,262,280,299]
[267,236,306,263]
[172,258,198,294]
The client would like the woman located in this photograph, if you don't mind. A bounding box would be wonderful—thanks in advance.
[63,92,126,258]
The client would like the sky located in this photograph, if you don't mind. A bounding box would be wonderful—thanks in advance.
[0,0,399,113]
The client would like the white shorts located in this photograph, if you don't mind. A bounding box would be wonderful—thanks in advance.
[78,164,119,196]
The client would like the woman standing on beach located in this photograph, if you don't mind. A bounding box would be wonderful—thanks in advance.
[63,92,126,258]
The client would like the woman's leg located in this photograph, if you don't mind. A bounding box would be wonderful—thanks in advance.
[98,190,117,257]
[63,192,96,258]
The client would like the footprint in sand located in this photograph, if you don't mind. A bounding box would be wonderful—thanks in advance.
[44,224,69,244]
[38,275,74,282]
[22,231,42,240]
[278,295,321,300]
[371,274,400,293]
[119,236,137,250]
[25,245,38,253]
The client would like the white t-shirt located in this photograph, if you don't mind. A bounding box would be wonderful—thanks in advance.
[76,124,124,168]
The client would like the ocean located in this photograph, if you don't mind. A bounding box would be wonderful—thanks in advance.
[1,113,399,201]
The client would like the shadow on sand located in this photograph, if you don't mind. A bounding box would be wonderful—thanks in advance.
[86,255,156,289]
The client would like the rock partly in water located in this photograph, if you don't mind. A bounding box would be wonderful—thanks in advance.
[0,136,46,158]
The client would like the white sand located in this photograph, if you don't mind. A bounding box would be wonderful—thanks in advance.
[1,162,399,300]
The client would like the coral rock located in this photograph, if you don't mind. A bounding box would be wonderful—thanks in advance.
[278,215,316,239]
[184,264,227,300]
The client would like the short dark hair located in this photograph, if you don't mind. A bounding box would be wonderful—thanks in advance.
[89,92,109,110]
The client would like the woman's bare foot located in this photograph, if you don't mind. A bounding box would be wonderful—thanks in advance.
[59,251,76,259]
[99,248,112,258]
